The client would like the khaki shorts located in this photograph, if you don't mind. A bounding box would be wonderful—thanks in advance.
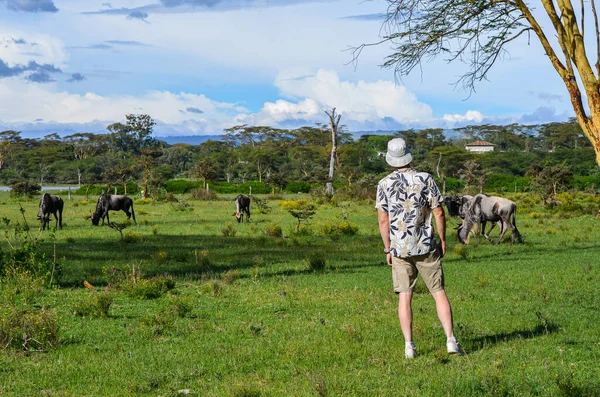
[391,244,444,293]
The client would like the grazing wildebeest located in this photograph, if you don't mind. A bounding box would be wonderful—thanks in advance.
[457,194,522,245]
[232,194,250,223]
[38,193,64,231]
[92,194,136,226]
[444,195,473,219]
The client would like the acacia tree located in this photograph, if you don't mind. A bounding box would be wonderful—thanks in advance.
[357,0,600,165]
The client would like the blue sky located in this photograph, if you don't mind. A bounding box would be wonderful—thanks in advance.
[0,0,576,137]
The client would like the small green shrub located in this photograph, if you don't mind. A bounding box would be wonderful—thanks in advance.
[140,310,175,336]
[0,306,58,351]
[171,198,193,212]
[221,269,240,284]
[73,293,114,318]
[151,225,159,235]
[9,181,41,197]
[123,231,143,243]
[221,222,237,237]
[124,275,176,299]
[167,296,194,318]
[151,250,169,265]
[194,249,211,269]
[306,255,327,272]
[265,224,283,238]
[200,279,225,297]
[318,221,358,236]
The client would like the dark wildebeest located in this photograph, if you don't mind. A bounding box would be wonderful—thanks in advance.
[38,193,64,231]
[232,194,250,223]
[457,194,522,245]
[444,195,473,219]
[92,194,136,226]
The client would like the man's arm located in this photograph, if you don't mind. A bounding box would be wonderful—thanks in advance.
[378,209,393,266]
[432,206,446,257]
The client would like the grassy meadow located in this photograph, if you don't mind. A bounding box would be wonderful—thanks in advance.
[0,191,599,396]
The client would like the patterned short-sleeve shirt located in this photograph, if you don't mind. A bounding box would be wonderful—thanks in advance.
[375,169,443,258]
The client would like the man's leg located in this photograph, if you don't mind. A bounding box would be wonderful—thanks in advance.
[431,290,454,338]
[431,290,465,355]
[398,291,413,342]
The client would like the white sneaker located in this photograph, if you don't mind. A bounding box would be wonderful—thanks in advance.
[405,345,418,359]
[447,340,465,355]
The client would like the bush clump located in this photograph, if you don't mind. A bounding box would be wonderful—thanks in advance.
[221,222,237,237]
[265,224,283,238]
[123,275,176,299]
[318,221,358,236]
[0,306,58,351]
[73,293,114,317]
[306,255,327,272]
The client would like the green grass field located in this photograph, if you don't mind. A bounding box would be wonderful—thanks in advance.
[0,192,599,396]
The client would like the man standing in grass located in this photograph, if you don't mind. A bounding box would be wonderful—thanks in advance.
[376,137,464,359]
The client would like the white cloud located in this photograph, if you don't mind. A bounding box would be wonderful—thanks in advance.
[0,32,67,66]
[442,110,485,124]
[242,69,432,129]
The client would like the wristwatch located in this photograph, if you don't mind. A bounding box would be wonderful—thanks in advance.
[384,248,391,254]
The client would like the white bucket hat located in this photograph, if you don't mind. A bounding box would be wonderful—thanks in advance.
[386,137,413,168]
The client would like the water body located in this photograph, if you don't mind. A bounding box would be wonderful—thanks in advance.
[0,186,74,192]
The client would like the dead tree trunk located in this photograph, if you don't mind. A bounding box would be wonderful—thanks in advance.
[324,107,341,196]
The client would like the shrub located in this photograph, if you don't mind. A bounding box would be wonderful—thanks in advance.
[318,221,358,236]
[201,279,225,297]
[171,199,193,212]
[151,250,169,265]
[306,255,327,272]
[285,181,312,194]
[221,269,240,284]
[73,293,114,318]
[252,196,272,214]
[194,249,211,269]
[265,224,283,238]
[0,214,55,286]
[167,296,194,318]
[221,222,237,237]
[9,181,41,197]
[124,275,176,299]
[123,231,143,244]
[0,306,58,351]
[190,188,218,200]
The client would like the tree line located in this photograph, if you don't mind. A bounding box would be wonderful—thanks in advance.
[1,114,598,200]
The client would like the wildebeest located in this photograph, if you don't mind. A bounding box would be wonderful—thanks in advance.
[232,194,250,223]
[92,194,136,226]
[38,193,64,231]
[457,194,522,245]
[444,195,473,219]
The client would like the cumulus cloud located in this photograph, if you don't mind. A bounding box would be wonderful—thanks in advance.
[519,106,572,123]
[0,33,67,66]
[2,0,58,13]
[242,69,432,130]
[442,110,484,124]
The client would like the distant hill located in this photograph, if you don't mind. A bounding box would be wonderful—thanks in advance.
[156,135,223,145]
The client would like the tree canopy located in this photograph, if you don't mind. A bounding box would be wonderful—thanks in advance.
[356,0,600,165]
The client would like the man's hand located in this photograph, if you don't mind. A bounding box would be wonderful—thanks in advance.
[386,252,393,266]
